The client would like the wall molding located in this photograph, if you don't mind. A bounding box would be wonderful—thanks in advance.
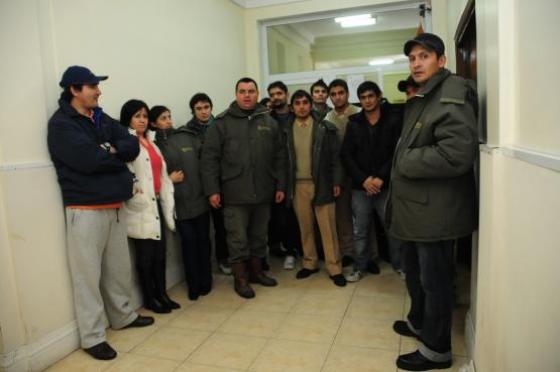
[480,144,560,173]
[231,0,309,8]
[1,321,79,371]
[0,161,53,172]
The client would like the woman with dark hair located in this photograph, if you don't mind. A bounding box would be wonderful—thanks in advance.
[150,103,213,301]
[119,99,180,313]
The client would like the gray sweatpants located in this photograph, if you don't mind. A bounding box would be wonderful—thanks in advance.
[65,208,137,348]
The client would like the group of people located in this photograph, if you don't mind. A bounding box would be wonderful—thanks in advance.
[47,33,478,371]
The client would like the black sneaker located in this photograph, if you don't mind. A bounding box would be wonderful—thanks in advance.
[84,342,117,360]
[366,260,380,274]
[393,320,420,339]
[396,350,452,371]
[296,268,319,279]
[330,274,347,287]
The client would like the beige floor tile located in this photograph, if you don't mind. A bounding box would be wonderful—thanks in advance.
[131,326,211,361]
[249,339,330,372]
[400,336,419,353]
[335,316,399,351]
[168,304,235,331]
[176,362,243,371]
[106,324,159,352]
[167,283,198,309]
[188,333,267,370]
[217,310,287,337]
[104,353,179,371]
[195,288,247,309]
[355,273,406,298]
[305,275,357,296]
[292,293,350,318]
[346,294,405,321]
[275,313,342,344]
[397,356,468,371]
[238,288,301,313]
[322,344,398,372]
[45,349,116,372]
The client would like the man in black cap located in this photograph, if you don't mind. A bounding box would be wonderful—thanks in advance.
[398,75,420,99]
[48,66,154,361]
[388,34,478,370]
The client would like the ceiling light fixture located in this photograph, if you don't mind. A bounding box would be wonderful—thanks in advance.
[368,58,395,66]
[335,14,376,28]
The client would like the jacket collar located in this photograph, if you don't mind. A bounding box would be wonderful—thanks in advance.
[129,127,156,141]
[414,68,451,97]
[226,101,270,119]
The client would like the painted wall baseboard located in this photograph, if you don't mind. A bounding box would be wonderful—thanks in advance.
[462,310,477,372]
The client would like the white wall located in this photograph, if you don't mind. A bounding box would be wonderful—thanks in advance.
[0,1,246,370]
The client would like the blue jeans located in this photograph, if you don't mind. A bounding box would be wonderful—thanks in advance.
[351,189,402,271]
[402,240,454,361]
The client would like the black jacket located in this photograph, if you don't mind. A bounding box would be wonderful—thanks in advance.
[285,112,343,206]
[47,99,139,206]
[155,120,208,220]
[340,101,402,190]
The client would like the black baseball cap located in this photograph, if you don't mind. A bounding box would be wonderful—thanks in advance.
[398,76,419,92]
[59,65,108,88]
[404,33,445,56]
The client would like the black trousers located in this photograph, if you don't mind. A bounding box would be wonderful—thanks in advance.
[402,240,454,355]
[210,207,228,263]
[268,201,302,257]
[176,212,213,296]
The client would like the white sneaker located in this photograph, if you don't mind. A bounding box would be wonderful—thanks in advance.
[219,262,232,275]
[345,270,363,282]
[283,255,295,270]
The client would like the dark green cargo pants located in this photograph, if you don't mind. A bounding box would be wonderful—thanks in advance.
[223,203,270,263]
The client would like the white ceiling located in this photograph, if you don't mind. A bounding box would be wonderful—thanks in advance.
[289,7,420,39]
[230,0,310,8]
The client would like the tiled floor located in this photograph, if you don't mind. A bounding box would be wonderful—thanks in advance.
[46,259,469,372]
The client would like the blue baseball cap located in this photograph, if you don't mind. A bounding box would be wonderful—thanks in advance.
[59,65,108,88]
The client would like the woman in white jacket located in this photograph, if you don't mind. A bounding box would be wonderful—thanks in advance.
[119,99,180,313]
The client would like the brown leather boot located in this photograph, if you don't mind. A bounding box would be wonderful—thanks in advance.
[249,256,278,286]
[231,261,255,298]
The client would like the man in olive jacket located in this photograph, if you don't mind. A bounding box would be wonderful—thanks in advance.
[201,77,287,299]
[388,34,478,371]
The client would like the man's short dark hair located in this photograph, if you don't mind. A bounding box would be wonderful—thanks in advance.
[310,79,328,94]
[357,81,382,98]
[290,90,312,106]
[328,79,349,94]
[60,84,83,102]
[267,81,288,94]
[189,93,213,113]
[235,77,258,92]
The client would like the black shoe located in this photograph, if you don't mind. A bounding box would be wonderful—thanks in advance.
[145,299,171,314]
[84,342,117,360]
[342,255,354,267]
[296,268,319,279]
[160,293,181,309]
[188,289,200,301]
[366,260,380,274]
[124,315,154,329]
[329,274,347,287]
[393,320,420,339]
[396,350,452,371]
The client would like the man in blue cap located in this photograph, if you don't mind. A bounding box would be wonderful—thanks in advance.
[47,66,154,360]
[389,34,478,370]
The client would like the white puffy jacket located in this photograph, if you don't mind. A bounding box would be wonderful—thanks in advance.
[123,129,175,239]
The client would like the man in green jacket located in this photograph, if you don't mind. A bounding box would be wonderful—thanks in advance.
[389,33,478,371]
[201,77,287,299]
[286,90,346,287]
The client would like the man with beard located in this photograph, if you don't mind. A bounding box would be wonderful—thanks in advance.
[266,81,302,270]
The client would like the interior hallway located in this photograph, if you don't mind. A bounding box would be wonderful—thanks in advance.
[46,259,468,372]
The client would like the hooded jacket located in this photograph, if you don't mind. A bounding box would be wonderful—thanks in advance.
[201,102,287,205]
